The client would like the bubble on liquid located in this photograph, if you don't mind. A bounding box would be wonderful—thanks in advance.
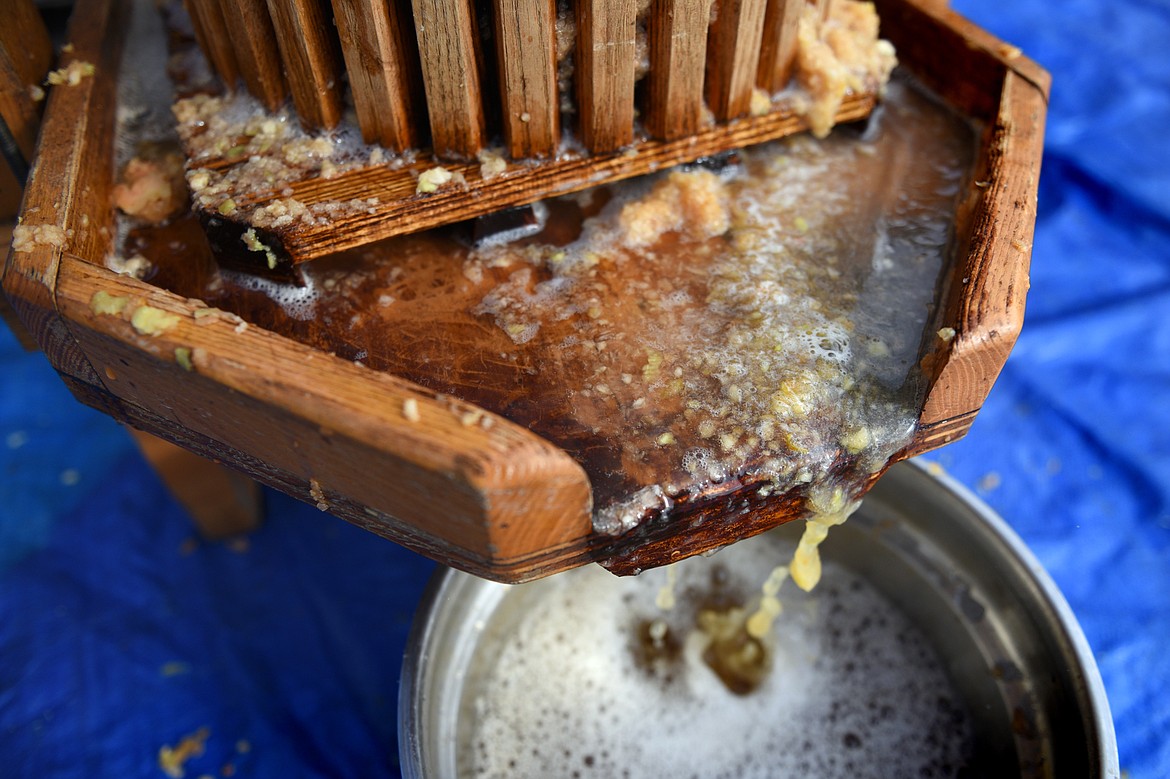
[458,535,976,779]
[223,270,321,321]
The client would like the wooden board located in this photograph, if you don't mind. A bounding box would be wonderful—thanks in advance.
[2,0,1049,582]
[192,92,879,270]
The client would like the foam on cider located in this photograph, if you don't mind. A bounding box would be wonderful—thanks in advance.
[460,536,975,778]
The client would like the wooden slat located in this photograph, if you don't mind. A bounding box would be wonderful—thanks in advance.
[871,0,1049,123]
[184,0,241,88]
[0,224,38,349]
[646,0,713,141]
[755,0,802,92]
[492,0,559,158]
[574,0,637,153]
[1,7,47,300]
[331,0,426,151]
[410,0,486,159]
[0,0,52,172]
[0,0,52,156]
[265,0,344,130]
[0,0,52,88]
[196,91,877,267]
[219,0,287,111]
[705,0,767,120]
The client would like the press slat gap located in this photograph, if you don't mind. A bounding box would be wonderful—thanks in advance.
[186,0,241,87]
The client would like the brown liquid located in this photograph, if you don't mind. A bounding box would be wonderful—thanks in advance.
[632,618,683,682]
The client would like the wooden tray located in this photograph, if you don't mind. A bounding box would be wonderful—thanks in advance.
[2,0,1048,583]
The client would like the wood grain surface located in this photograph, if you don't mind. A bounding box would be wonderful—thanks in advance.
[184,0,241,87]
[219,0,287,110]
[0,0,53,218]
[410,0,487,159]
[645,0,712,140]
[3,0,126,357]
[264,0,344,130]
[755,0,801,93]
[575,0,638,153]
[491,0,560,158]
[872,0,1052,456]
[53,255,594,580]
[331,0,426,150]
[705,0,769,121]
[196,91,877,269]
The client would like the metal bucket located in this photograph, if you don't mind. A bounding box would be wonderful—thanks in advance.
[399,461,1118,778]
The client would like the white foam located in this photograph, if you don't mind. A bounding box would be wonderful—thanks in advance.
[459,535,975,778]
[222,270,321,321]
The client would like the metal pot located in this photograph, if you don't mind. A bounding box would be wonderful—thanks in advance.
[400,461,1118,778]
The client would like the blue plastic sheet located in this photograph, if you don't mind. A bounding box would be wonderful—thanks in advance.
[2,0,1168,774]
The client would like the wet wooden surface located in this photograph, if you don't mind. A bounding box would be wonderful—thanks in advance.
[2,0,1049,582]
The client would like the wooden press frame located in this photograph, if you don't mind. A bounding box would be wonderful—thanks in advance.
[2,0,1048,582]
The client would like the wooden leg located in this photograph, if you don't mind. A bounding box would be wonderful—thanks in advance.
[129,428,263,539]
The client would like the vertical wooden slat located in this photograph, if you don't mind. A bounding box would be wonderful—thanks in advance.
[492,0,559,158]
[410,0,486,159]
[331,0,426,151]
[756,0,802,92]
[219,0,287,111]
[185,0,241,88]
[265,0,344,130]
[705,0,768,120]
[575,0,637,153]
[646,0,712,141]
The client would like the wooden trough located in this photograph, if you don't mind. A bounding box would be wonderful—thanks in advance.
[3,0,1048,582]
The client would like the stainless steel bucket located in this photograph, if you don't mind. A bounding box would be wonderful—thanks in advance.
[399,461,1118,778]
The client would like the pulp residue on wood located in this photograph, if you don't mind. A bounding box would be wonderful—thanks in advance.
[166,0,897,265]
[117,71,976,552]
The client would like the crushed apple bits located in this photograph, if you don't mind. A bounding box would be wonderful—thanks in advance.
[464,77,973,537]
[164,1,893,248]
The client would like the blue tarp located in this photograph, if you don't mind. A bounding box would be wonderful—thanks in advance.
[2,0,1168,774]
